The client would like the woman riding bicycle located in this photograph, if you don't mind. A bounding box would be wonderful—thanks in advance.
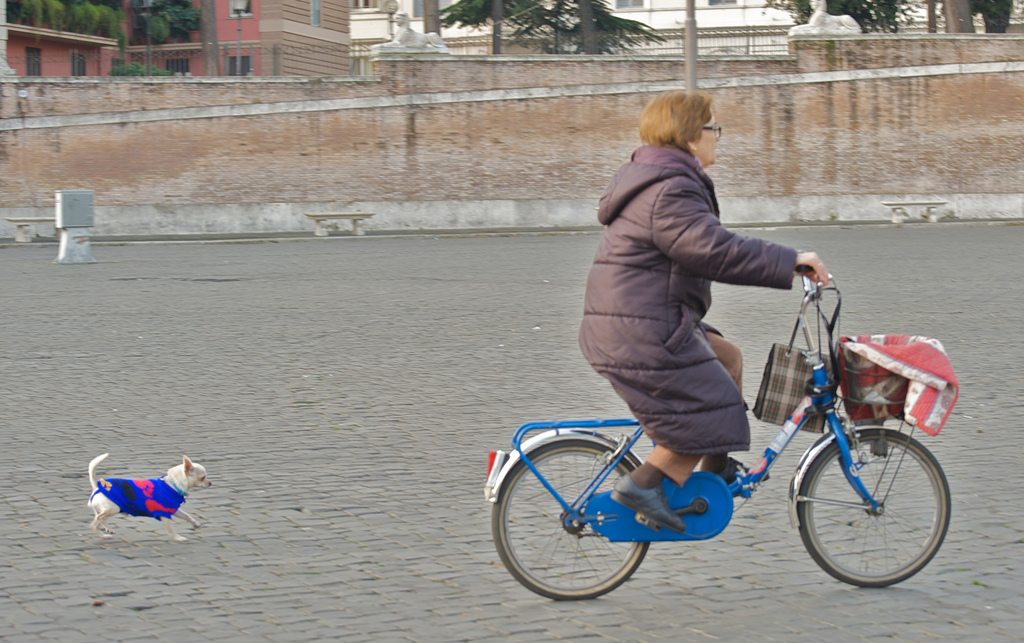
[579,90,830,534]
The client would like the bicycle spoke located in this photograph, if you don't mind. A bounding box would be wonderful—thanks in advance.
[797,429,949,587]
[493,440,649,599]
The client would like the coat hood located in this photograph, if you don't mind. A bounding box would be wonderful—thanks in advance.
[597,146,709,226]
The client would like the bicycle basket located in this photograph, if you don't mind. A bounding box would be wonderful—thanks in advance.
[840,347,909,407]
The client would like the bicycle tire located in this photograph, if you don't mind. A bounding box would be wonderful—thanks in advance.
[492,439,650,600]
[797,427,950,587]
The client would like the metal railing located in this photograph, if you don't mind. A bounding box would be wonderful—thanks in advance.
[348,26,791,75]
[629,26,790,57]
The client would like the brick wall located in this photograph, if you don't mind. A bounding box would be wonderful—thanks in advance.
[1,34,1022,236]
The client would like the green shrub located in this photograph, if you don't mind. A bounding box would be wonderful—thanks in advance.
[96,5,127,50]
[43,0,67,30]
[149,15,170,43]
[108,61,174,76]
[68,2,101,34]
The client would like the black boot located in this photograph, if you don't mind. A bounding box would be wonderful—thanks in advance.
[611,475,687,534]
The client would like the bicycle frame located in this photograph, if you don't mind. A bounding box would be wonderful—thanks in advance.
[488,276,882,537]
[746,277,880,511]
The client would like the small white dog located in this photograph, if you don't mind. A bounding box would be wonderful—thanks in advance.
[87,453,212,542]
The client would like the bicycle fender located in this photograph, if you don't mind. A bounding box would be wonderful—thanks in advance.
[788,432,836,529]
[486,430,638,504]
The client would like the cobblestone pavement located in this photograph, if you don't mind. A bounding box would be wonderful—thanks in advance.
[2,224,1022,642]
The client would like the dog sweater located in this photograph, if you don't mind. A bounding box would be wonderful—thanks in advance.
[92,477,186,520]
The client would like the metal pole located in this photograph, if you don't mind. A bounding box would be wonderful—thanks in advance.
[145,14,152,76]
[236,13,242,75]
[685,0,697,90]
[491,0,502,54]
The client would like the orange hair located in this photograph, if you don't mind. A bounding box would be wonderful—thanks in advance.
[638,90,713,153]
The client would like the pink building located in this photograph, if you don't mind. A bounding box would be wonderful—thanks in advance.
[122,0,266,77]
[2,0,349,77]
[4,24,119,77]
[124,0,352,77]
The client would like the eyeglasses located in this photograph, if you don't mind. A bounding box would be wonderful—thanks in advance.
[702,125,722,140]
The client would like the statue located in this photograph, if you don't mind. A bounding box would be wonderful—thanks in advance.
[788,0,861,35]
[372,11,450,53]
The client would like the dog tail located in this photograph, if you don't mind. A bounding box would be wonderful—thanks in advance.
[88,453,109,488]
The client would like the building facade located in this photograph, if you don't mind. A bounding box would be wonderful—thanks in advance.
[123,0,351,77]
[2,0,350,77]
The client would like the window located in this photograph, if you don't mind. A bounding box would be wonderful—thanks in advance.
[311,0,321,26]
[708,0,737,4]
[351,0,373,7]
[616,0,643,7]
[71,52,87,77]
[166,58,191,75]
[26,48,42,76]
[228,55,251,76]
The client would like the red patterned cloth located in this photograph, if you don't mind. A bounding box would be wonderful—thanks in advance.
[839,335,959,436]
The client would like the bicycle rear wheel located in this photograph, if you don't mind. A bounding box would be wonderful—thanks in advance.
[492,439,649,600]
[797,427,950,587]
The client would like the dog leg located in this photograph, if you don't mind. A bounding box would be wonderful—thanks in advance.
[91,511,116,539]
[175,509,202,530]
[162,519,188,542]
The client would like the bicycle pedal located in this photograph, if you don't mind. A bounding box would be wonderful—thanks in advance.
[635,513,661,532]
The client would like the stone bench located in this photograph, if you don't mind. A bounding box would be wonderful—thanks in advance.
[5,217,56,243]
[881,201,949,224]
[304,212,374,237]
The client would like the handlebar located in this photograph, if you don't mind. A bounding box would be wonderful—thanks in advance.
[794,273,840,357]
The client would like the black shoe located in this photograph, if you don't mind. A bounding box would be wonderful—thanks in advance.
[611,475,687,534]
[716,457,767,484]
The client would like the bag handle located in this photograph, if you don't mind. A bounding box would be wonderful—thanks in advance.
[786,288,842,368]
[785,316,801,355]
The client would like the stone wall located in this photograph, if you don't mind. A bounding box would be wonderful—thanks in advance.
[1,34,1022,238]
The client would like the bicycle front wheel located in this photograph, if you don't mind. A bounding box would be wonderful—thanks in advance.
[492,439,649,600]
[797,427,950,587]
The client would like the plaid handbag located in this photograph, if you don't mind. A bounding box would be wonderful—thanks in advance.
[752,343,828,433]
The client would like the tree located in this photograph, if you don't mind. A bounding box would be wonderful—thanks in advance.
[441,0,663,54]
[764,0,916,32]
[128,0,197,44]
[199,0,219,75]
[155,0,199,40]
[578,0,597,54]
[970,0,1012,32]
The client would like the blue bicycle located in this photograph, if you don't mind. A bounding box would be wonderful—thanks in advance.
[484,276,951,600]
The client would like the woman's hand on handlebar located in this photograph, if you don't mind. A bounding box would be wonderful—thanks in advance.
[795,251,830,286]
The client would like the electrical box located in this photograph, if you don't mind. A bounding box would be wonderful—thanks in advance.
[55,190,94,228]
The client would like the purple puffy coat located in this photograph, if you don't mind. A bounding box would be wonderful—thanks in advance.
[579,146,797,455]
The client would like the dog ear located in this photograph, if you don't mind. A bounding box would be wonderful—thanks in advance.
[182,455,194,472]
